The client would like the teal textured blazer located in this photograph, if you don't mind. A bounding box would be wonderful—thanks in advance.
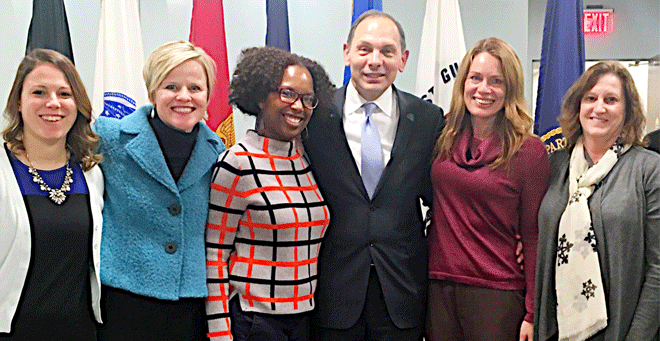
[96,105,225,300]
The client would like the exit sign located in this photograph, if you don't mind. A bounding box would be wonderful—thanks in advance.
[583,9,613,34]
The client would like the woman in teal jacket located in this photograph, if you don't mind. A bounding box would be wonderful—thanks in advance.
[96,41,225,340]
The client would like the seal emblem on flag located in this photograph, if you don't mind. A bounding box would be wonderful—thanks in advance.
[102,92,136,119]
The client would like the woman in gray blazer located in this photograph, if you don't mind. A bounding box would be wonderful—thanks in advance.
[535,61,660,341]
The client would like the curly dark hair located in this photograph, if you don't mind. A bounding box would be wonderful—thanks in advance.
[228,46,335,117]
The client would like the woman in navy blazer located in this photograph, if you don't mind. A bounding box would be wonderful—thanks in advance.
[96,41,225,340]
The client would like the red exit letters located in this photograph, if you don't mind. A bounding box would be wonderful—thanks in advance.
[583,10,613,34]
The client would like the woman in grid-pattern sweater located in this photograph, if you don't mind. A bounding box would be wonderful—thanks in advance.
[205,47,334,341]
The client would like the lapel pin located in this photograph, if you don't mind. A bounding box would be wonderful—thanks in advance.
[406,113,414,122]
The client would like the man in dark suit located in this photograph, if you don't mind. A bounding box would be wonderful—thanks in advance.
[305,10,444,340]
[645,128,660,153]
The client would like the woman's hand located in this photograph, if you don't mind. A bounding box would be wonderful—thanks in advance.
[516,234,524,270]
[519,320,533,341]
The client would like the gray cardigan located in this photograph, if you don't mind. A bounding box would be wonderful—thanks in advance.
[534,146,660,341]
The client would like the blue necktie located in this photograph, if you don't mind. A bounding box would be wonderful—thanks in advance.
[361,102,383,198]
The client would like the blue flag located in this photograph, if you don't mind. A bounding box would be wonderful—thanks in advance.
[26,0,75,64]
[344,0,383,85]
[266,0,290,51]
[534,0,585,153]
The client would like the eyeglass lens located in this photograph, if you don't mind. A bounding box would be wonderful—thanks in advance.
[279,88,318,109]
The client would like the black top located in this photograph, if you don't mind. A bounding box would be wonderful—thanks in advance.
[2,146,95,340]
[148,112,199,182]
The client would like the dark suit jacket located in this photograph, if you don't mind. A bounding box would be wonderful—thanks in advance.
[645,129,660,153]
[304,85,444,329]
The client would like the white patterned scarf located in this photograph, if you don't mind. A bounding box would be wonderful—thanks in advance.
[555,137,630,341]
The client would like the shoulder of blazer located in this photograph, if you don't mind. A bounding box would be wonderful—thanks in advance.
[94,114,122,139]
[645,129,660,151]
[84,165,105,197]
[392,85,445,138]
[118,105,154,136]
[548,149,569,180]
[94,105,151,145]
[331,86,347,119]
[196,122,225,154]
[393,85,443,117]
[306,87,345,130]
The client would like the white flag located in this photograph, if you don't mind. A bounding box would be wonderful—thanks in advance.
[415,0,466,114]
[92,0,148,120]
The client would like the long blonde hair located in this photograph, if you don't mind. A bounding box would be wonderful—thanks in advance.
[434,37,532,169]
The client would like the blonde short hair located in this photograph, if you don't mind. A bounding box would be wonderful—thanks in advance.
[143,41,216,103]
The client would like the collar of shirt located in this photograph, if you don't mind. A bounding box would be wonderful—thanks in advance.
[342,82,398,176]
[344,82,394,118]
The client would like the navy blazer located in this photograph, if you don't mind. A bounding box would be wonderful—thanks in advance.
[305,85,444,329]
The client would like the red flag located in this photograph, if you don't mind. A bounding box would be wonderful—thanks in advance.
[189,0,235,147]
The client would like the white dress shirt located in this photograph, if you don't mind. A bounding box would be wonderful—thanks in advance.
[343,83,399,175]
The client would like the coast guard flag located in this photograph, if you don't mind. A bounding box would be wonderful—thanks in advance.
[265,0,290,51]
[189,0,235,147]
[92,0,148,120]
[343,0,383,85]
[26,0,75,64]
[415,0,466,114]
[534,0,585,152]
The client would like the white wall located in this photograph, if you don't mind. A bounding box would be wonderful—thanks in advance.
[1,0,658,139]
[529,0,660,61]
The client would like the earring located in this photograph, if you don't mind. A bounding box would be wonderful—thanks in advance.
[301,126,309,140]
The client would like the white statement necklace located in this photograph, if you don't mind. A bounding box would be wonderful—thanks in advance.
[25,153,73,205]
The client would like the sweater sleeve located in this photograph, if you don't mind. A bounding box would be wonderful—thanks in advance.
[205,149,246,341]
[517,138,550,323]
[626,154,660,340]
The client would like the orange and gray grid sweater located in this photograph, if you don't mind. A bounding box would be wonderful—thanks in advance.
[205,131,330,340]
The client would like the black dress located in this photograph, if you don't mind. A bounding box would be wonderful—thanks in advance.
[1,148,96,340]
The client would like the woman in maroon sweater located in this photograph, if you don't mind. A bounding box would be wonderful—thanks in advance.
[426,38,549,341]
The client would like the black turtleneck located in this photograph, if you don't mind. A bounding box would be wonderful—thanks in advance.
[148,112,199,182]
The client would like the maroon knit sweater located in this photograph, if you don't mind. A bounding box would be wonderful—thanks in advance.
[428,131,549,322]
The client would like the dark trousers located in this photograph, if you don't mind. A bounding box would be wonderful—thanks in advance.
[98,285,208,341]
[425,280,525,341]
[311,268,423,341]
[229,297,310,341]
